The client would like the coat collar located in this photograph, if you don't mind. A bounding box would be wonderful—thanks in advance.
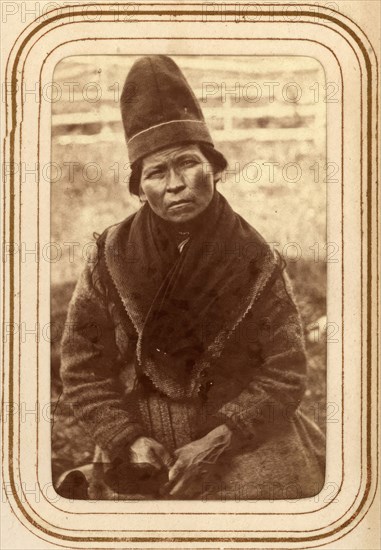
[103,198,279,399]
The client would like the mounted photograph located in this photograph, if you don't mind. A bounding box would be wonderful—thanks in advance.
[50,54,327,501]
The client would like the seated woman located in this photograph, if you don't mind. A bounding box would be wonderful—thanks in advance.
[59,55,325,500]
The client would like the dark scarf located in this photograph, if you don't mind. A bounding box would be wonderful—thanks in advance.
[103,191,278,399]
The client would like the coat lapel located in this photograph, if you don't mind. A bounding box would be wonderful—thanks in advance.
[102,199,279,399]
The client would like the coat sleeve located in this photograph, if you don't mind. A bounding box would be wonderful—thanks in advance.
[60,252,145,462]
[204,268,307,445]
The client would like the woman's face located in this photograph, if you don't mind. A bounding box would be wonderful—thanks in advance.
[139,144,217,223]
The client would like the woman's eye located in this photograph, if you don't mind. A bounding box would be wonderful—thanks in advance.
[180,158,198,168]
[146,170,164,179]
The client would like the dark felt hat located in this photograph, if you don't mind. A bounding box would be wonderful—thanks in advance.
[120,55,214,164]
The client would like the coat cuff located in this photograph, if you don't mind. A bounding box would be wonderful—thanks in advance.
[197,410,248,449]
[104,423,145,463]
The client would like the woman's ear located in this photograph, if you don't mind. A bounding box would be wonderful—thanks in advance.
[138,184,147,204]
[213,170,222,185]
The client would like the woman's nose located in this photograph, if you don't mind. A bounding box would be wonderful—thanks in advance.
[166,168,185,193]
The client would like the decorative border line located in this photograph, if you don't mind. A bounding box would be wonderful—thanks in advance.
[35,34,343,522]
[2,2,378,547]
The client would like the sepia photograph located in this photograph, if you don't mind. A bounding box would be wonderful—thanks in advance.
[50,54,327,501]
[2,1,380,548]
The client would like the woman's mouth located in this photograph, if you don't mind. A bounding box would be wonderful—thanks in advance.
[168,199,193,209]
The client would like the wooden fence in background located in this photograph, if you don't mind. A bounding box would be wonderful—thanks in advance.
[52,55,326,152]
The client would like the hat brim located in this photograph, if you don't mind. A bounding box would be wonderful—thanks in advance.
[127,119,214,165]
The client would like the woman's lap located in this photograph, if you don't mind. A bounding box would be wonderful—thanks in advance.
[201,412,325,501]
[78,410,325,501]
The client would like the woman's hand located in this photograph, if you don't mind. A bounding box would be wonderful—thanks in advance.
[129,436,173,471]
[163,424,233,497]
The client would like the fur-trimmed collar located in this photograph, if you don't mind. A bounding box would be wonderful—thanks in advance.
[102,193,278,399]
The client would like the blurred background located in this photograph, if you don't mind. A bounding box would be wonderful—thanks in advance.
[51,55,327,481]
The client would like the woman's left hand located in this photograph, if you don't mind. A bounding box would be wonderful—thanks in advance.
[163,424,233,498]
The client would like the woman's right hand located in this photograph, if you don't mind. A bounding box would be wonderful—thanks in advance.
[129,436,173,471]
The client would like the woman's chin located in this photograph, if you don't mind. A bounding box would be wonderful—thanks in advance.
[164,208,200,224]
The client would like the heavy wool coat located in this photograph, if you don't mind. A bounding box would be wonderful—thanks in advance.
[60,193,325,500]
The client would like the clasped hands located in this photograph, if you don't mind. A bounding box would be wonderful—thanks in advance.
[129,424,232,498]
